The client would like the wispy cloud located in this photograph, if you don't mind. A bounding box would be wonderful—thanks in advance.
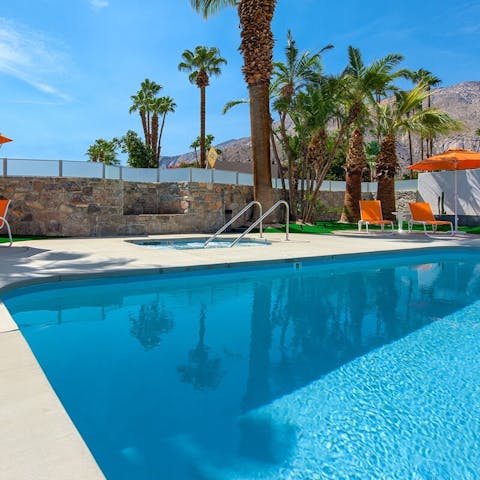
[0,18,71,102]
[89,0,109,11]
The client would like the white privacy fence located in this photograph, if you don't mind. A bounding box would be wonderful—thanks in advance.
[1,158,417,192]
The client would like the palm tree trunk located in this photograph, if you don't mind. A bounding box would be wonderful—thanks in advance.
[157,113,167,164]
[249,82,274,208]
[270,127,286,194]
[200,86,206,168]
[301,129,326,221]
[146,111,151,151]
[140,112,148,146]
[303,110,354,223]
[278,111,296,218]
[340,128,366,223]
[152,114,159,167]
[238,0,276,209]
[375,135,397,220]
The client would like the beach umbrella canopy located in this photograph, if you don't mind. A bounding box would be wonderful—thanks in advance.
[0,134,12,144]
[407,148,480,231]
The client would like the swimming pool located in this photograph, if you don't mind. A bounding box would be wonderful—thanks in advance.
[129,237,270,250]
[3,249,480,479]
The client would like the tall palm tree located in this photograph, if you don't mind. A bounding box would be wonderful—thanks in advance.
[129,78,162,153]
[414,69,441,156]
[375,84,461,219]
[190,0,277,207]
[178,46,226,168]
[151,96,176,166]
[407,69,441,159]
[339,47,404,223]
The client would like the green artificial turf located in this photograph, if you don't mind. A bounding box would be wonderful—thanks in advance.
[0,235,50,244]
[266,222,480,235]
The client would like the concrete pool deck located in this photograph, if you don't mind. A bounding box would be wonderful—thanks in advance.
[1,231,479,479]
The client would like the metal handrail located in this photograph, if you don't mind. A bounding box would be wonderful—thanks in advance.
[204,201,263,248]
[229,200,289,247]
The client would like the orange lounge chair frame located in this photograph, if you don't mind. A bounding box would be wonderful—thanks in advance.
[408,202,453,236]
[0,199,12,247]
[358,200,394,234]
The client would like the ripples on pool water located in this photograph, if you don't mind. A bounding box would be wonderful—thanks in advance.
[4,250,480,479]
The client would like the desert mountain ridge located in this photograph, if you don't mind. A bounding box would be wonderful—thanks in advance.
[160,81,480,172]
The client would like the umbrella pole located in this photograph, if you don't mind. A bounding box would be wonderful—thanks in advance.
[454,166,458,232]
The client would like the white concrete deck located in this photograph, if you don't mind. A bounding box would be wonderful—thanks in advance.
[1,231,479,479]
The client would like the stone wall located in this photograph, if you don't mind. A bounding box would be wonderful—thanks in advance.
[0,176,417,237]
[0,177,257,237]
[396,190,417,213]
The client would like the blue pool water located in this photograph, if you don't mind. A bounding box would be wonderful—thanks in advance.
[130,237,270,249]
[4,249,480,479]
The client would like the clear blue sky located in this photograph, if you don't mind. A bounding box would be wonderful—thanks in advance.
[0,0,478,162]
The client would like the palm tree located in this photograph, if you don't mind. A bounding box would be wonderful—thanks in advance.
[339,47,404,223]
[177,305,224,390]
[272,30,332,217]
[151,96,176,165]
[289,79,344,221]
[190,137,201,165]
[417,69,441,156]
[86,138,119,165]
[190,0,277,207]
[364,140,380,182]
[375,84,461,219]
[178,46,226,168]
[190,133,221,167]
[129,78,162,154]
[410,69,441,158]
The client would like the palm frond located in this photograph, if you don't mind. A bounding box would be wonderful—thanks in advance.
[222,99,248,114]
[190,0,236,19]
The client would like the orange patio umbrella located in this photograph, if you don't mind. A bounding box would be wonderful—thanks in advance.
[407,148,480,231]
[0,134,12,145]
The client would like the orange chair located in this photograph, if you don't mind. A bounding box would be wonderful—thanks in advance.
[0,199,12,246]
[358,200,394,234]
[408,202,453,236]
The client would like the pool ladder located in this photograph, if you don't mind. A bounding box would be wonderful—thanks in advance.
[204,200,289,248]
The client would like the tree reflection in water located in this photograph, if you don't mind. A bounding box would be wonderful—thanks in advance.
[177,304,224,390]
[129,299,174,350]
[244,259,480,408]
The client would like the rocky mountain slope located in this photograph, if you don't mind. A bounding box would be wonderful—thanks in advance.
[161,81,480,171]
[396,81,480,167]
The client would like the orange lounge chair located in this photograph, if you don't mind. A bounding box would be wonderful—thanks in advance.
[358,200,394,234]
[408,202,453,236]
[0,199,12,247]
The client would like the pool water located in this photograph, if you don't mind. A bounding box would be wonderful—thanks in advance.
[130,237,270,249]
[4,250,480,479]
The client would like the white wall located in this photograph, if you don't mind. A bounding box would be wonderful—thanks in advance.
[418,170,480,215]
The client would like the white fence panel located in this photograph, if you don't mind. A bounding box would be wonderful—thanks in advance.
[213,170,237,185]
[238,173,253,186]
[63,160,103,178]
[105,165,122,180]
[362,182,378,193]
[328,181,346,192]
[6,159,59,177]
[395,179,417,191]
[162,168,191,182]
[191,169,211,183]
[122,168,157,183]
